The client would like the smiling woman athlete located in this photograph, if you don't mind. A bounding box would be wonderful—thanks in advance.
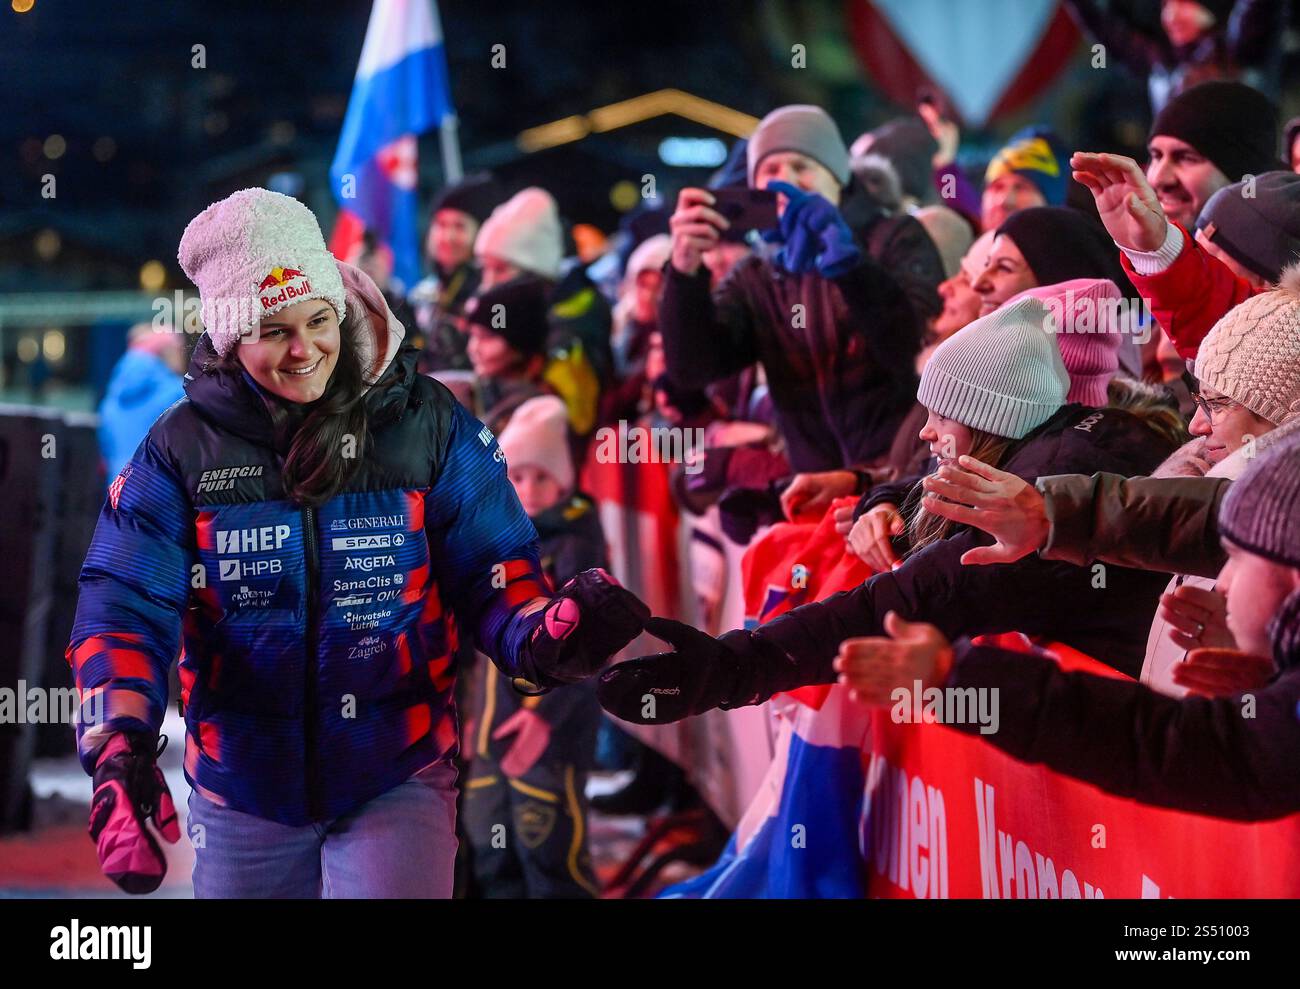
[68,188,647,898]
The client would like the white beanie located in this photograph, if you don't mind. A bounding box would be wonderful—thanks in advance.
[1194,262,1300,426]
[496,395,574,492]
[474,187,564,281]
[178,188,346,357]
[917,297,1069,439]
[625,233,673,282]
[959,229,997,283]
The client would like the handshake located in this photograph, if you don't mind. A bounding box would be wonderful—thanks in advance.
[511,570,761,726]
[515,568,778,725]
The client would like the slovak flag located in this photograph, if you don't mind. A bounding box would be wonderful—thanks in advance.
[329,0,455,291]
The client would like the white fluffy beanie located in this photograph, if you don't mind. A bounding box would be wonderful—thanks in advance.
[178,188,346,357]
[625,233,673,282]
[497,395,574,492]
[474,187,564,281]
[1194,262,1300,425]
[918,296,1070,439]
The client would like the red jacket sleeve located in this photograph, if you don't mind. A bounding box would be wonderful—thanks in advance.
[1121,224,1261,361]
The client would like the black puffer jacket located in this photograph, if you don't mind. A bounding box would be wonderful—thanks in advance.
[723,402,1182,699]
[658,181,944,472]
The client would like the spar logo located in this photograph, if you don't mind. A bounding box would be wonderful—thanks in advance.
[257,265,313,310]
[332,533,404,551]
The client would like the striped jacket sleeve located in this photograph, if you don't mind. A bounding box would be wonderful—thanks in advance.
[425,401,550,675]
[67,432,194,774]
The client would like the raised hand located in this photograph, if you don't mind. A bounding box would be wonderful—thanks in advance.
[1069,151,1168,253]
[919,456,1048,565]
[833,612,954,705]
[669,187,728,276]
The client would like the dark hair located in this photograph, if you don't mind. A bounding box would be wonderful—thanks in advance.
[217,318,369,507]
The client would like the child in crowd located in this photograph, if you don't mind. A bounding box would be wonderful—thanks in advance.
[463,395,609,898]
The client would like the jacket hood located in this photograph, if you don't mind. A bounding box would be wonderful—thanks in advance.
[1002,401,1181,484]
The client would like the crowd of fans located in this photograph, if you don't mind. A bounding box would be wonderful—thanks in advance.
[85,1,1300,897]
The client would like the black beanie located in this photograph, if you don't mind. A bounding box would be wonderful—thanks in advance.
[996,206,1129,290]
[464,276,551,359]
[430,172,505,225]
[1149,81,1279,182]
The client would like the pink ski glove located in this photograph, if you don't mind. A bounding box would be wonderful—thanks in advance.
[88,733,181,894]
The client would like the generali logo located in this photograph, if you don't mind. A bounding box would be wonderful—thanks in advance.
[257,265,312,309]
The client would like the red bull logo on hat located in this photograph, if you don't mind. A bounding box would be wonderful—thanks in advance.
[257,266,306,291]
[257,266,313,309]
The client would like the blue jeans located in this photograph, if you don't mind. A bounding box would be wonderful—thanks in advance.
[188,761,459,898]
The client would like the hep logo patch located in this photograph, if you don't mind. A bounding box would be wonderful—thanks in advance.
[108,467,133,510]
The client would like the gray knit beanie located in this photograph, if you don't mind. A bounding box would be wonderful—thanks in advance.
[747,105,851,187]
[917,297,1069,439]
[1196,171,1300,285]
[1220,430,1300,569]
[1219,427,1300,666]
[178,188,347,357]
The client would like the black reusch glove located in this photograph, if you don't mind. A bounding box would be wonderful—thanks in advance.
[597,617,770,724]
[519,568,651,689]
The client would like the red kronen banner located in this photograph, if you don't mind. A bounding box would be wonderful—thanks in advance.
[745,500,1300,898]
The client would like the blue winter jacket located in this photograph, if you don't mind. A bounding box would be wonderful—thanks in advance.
[69,335,551,825]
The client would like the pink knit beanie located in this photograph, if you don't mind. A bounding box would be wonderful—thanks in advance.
[1010,278,1126,407]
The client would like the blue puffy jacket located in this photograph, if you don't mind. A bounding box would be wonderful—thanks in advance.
[69,334,552,826]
